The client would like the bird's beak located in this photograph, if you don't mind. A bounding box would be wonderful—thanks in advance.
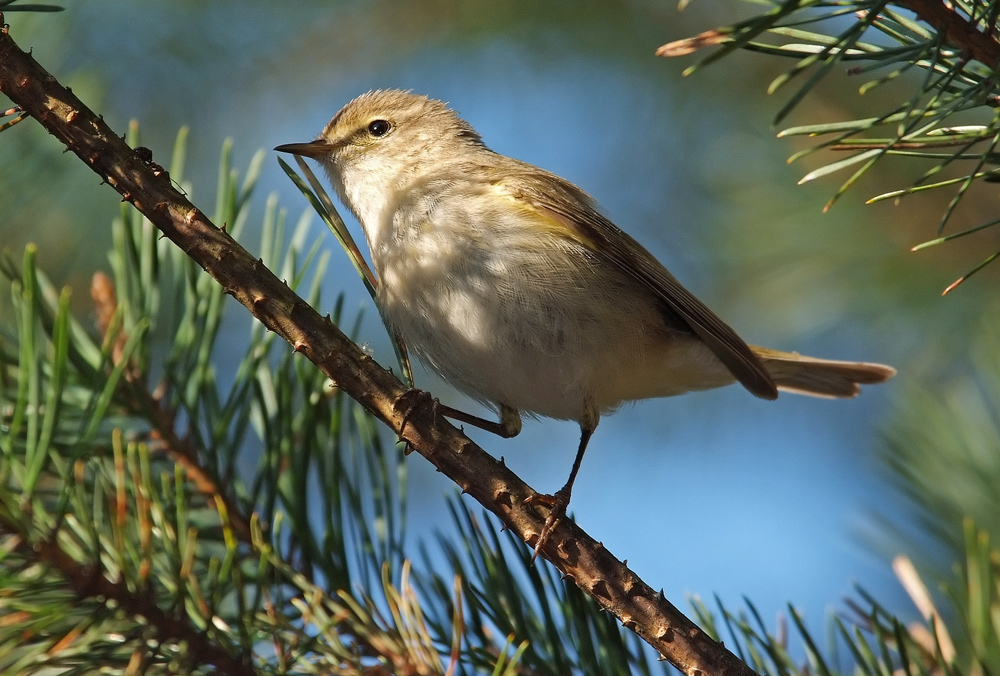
[274,140,333,158]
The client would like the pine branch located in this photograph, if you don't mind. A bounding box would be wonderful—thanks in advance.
[91,272,256,545]
[1,244,452,674]
[0,520,255,675]
[0,16,755,676]
[661,0,1000,68]
[898,0,1000,67]
[658,0,1000,292]
[87,216,429,670]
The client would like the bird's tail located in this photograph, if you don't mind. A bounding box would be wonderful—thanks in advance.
[751,346,896,398]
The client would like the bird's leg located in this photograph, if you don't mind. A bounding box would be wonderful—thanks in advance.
[439,403,522,438]
[526,404,599,561]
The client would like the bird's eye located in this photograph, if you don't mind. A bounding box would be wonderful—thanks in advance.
[367,119,392,137]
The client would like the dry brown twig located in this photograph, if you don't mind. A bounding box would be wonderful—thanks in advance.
[0,18,758,676]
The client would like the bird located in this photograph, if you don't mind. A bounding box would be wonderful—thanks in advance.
[276,89,895,557]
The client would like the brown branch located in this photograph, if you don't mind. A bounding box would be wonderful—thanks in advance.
[898,0,1000,68]
[0,521,256,676]
[143,390,257,542]
[0,19,757,676]
[91,270,257,546]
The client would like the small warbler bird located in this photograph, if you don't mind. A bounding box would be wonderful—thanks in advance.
[276,90,895,555]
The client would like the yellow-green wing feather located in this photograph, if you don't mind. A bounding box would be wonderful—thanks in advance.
[500,167,779,400]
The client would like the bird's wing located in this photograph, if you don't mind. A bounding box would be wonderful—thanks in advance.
[500,169,778,400]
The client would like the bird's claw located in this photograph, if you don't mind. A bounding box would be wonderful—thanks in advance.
[525,489,570,562]
[392,388,438,451]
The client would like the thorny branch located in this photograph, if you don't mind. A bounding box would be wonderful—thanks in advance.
[0,18,758,676]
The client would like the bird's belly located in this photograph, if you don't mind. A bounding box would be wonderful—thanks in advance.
[376,243,734,422]
[379,268,596,420]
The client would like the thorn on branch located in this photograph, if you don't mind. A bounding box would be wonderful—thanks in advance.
[493,487,512,510]
[135,145,170,180]
[658,626,676,641]
[590,579,612,601]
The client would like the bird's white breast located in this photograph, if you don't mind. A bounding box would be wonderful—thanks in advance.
[357,179,732,423]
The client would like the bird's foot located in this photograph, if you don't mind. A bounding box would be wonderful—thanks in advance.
[524,487,571,563]
[392,388,438,452]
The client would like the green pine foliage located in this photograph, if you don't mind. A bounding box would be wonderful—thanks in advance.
[660,0,1000,292]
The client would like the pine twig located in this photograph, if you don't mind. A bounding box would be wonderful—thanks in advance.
[897,0,1000,68]
[91,270,256,546]
[0,18,756,676]
[0,519,256,676]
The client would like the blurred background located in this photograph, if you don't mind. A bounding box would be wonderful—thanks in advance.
[4,0,1000,637]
